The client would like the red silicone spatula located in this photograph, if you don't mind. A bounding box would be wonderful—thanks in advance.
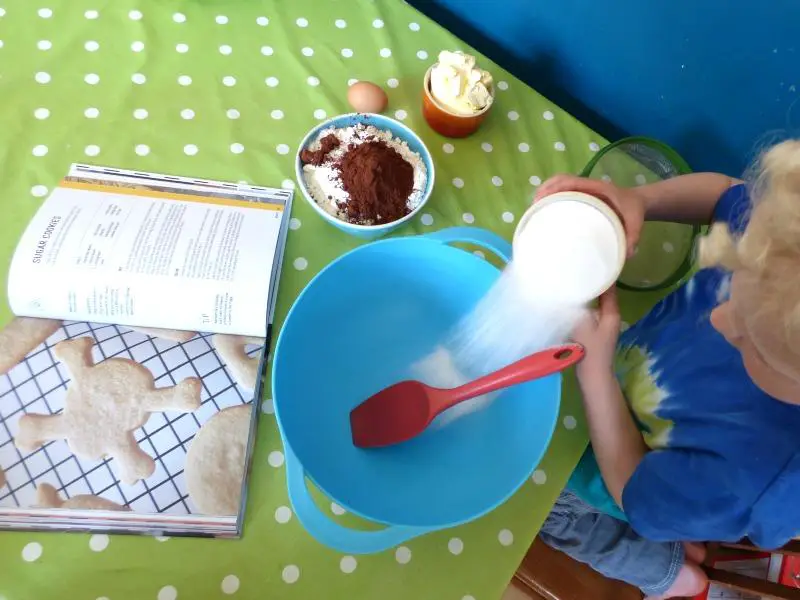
[350,343,585,448]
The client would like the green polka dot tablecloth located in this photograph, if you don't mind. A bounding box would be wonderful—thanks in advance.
[0,1,659,599]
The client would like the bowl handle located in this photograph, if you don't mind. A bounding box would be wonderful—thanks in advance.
[285,443,431,554]
[425,227,512,263]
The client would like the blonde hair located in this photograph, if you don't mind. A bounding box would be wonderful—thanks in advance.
[699,139,800,330]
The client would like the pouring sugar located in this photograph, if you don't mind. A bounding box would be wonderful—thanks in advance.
[412,192,625,428]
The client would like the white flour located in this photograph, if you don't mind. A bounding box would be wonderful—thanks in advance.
[412,200,621,428]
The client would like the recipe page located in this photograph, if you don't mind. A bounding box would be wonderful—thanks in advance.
[8,165,290,336]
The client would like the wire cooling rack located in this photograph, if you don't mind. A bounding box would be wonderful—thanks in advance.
[0,321,257,515]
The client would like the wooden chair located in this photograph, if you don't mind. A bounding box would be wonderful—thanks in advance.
[703,539,800,600]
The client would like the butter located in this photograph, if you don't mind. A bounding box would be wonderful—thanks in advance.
[430,51,494,116]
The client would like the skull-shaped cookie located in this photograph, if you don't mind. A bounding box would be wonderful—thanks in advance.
[15,337,201,484]
[35,483,130,511]
[212,335,265,392]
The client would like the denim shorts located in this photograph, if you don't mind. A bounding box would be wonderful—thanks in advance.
[540,490,684,597]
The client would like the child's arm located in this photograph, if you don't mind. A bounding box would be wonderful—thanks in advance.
[572,288,647,507]
[638,173,743,224]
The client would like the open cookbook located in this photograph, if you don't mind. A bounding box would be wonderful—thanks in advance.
[0,164,293,538]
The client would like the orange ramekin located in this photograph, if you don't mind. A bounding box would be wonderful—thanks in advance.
[422,66,494,138]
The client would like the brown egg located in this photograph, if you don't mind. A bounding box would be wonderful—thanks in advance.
[347,81,389,114]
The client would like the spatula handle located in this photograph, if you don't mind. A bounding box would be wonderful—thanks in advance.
[438,343,585,412]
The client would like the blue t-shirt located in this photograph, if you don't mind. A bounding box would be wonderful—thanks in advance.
[568,184,800,549]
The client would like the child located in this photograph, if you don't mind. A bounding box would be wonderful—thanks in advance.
[534,140,800,599]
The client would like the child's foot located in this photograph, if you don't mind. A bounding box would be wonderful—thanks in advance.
[683,541,707,564]
[644,562,708,600]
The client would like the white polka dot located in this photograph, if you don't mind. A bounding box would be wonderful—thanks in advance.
[135,144,150,156]
[502,211,515,223]
[497,81,509,91]
[394,109,407,120]
[543,110,555,120]
[32,145,48,157]
[620,321,630,332]
[347,78,358,86]
[395,546,412,564]
[37,40,52,50]
[563,415,578,430]
[462,213,475,224]
[184,144,198,156]
[385,78,400,89]
[281,179,295,190]
[219,44,232,55]
[21,542,42,561]
[601,174,612,182]
[131,41,144,52]
[34,108,50,120]
[180,109,194,120]
[589,142,601,152]
[274,506,292,524]
[256,16,269,26]
[85,10,98,19]
[266,76,279,87]
[340,556,357,574]
[635,174,647,185]
[292,257,307,271]
[261,398,274,413]
[215,15,228,25]
[84,73,100,85]
[282,565,300,584]
[132,73,146,84]
[221,575,239,595]
[301,47,314,57]
[84,107,99,119]
[473,250,485,259]
[380,48,392,58]
[420,213,434,226]
[35,72,50,84]
[128,9,142,20]
[84,145,100,157]
[269,450,285,467]
[372,18,384,28]
[463,596,476,600]
[261,46,274,56]
[417,50,429,60]
[341,48,353,58]
[155,536,170,542]
[133,108,148,120]
[442,143,455,154]
[518,142,530,152]
[452,178,464,189]
[481,142,493,152]
[554,141,566,151]
[172,12,186,23]
[532,469,547,484]
[230,143,244,154]
[296,17,308,27]
[222,76,236,87]
[89,534,109,552]
[492,176,503,187]
[409,22,420,31]
[84,40,99,52]
[157,586,177,600]
[178,75,191,86]
[289,218,301,230]
[662,242,675,253]
[38,8,52,18]
[498,529,514,546]
[508,111,520,121]
[175,43,188,53]
[307,76,320,86]
[529,175,542,186]
[331,502,346,515]
[335,19,347,28]
[276,144,290,155]
[448,538,464,555]
[313,109,326,120]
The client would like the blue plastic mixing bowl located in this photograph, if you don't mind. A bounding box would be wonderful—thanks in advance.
[272,227,562,553]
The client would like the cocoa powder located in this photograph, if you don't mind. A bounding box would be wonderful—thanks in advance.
[300,134,340,166]
[336,141,414,225]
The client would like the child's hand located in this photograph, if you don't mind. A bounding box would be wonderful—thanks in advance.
[572,287,621,379]
[534,175,645,258]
